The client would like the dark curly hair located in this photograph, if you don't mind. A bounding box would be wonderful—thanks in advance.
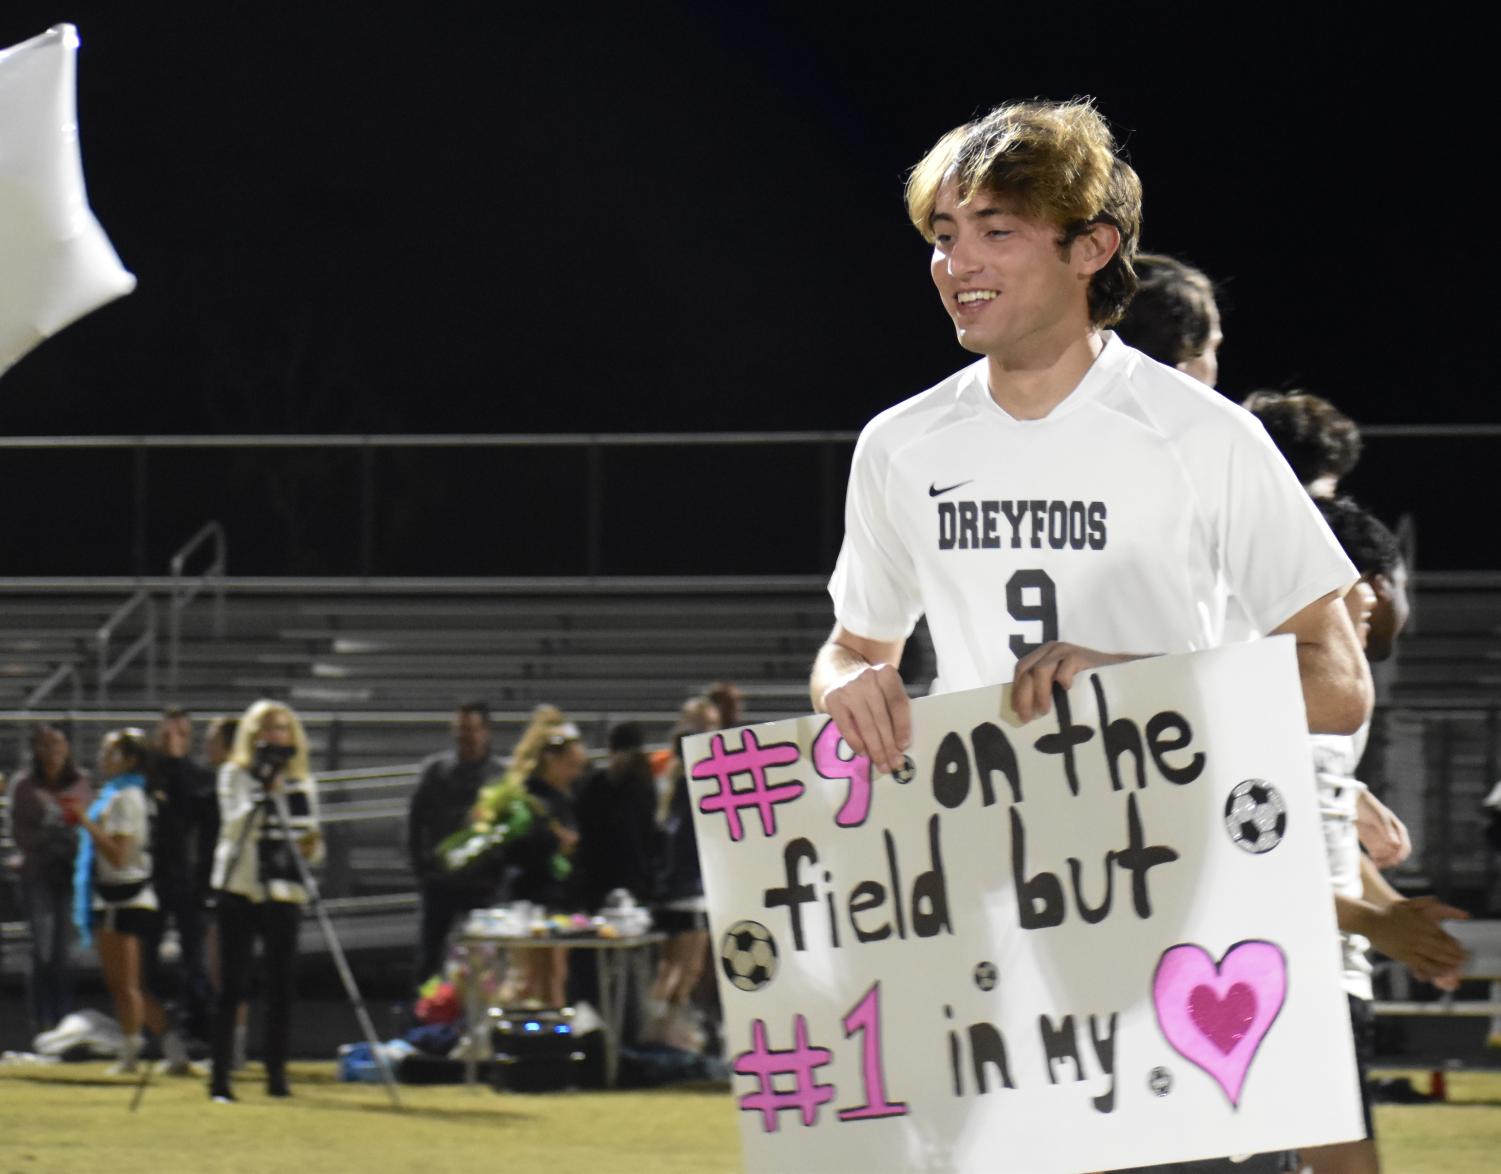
[1241,390,1362,488]
[1314,497,1402,579]
[1115,254,1217,366]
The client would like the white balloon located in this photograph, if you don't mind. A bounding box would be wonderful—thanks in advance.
[0,23,135,377]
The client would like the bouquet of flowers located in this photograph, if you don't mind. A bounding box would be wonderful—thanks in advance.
[434,776,571,883]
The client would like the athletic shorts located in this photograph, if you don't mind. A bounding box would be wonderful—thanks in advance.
[654,907,709,934]
[96,904,161,939]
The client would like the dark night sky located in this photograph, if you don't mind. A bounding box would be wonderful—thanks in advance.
[1,4,1489,432]
[0,5,1491,571]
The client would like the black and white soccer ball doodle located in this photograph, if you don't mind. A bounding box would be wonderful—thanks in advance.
[720,920,779,992]
[1224,778,1288,854]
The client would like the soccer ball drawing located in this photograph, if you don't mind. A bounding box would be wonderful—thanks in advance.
[1224,779,1288,854]
[720,920,779,992]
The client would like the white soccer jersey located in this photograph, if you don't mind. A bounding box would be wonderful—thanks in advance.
[1311,724,1374,1000]
[829,333,1357,693]
[95,786,158,911]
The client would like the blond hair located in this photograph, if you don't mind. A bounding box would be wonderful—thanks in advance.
[229,699,313,779]
[502,704,577,785]
[905,98,1142,325]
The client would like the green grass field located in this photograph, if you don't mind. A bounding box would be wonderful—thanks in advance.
[1,1063,1497,1173]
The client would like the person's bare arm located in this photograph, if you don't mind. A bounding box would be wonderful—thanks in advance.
[1269,589,1372,735]
[1336,887,1468,988]
[810,624,909,774]
[1362,852,1464,990]
[1355,787,1412,869]
[1358,851,1404,906]
[1011,589,1372,729]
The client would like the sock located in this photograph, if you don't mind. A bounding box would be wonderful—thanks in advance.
[163,1029,189,1066]
[119,1033,143,1067]
[232,1023,248,1070]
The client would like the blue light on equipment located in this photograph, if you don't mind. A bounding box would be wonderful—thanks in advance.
[553,1025,571,1034]
[524,1021,541,1032]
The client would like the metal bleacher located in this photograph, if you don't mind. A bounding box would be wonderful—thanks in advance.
[1371,572,1501,911]
[3,568,1498,980]
[1,576,835,757]
[0,574,840,973]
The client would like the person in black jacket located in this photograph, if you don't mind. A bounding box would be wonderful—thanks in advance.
[406,701,505,986]
[149,707,219,1047]
[571,722,657,911]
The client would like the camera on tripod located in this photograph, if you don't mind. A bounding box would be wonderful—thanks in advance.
[250,741,296,788]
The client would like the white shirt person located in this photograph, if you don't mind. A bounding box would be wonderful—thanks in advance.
[811,99,1370,768]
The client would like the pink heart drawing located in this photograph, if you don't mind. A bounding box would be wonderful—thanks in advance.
[1188,982,1256,1054]
[1152,941,1287,1107]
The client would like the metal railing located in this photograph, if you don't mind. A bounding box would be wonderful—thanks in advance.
[1373,700,1500,909]
[0,431,861,577]
[95,590,156,706]
[168,521,227,689]
[0,426,1495,576]
[23,661,82,711]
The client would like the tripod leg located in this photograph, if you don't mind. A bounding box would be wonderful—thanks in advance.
[269,789,403,1109]
[129,1056,152,1112]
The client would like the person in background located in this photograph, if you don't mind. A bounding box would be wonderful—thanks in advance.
[645,695,721,1051]
[5,724,93,1034]
[208,700,322,1103]
[1305,497,1467,1174]
[653,695,719,818]
[706,680,744,731]
[1113,252,1223,387]
[204,717,238,771]
[201,716,250,1069]
[508,726,588,1006]
[149,706,219,1047]
[1243,390,1407,869]
[1242,390,1363,499]
[407,700,506,986]
[571,721,658,911]
[75,728,192,1075]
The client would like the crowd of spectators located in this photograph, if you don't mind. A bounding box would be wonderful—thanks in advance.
[406,684,745,1051]
[0,678,744,1094]
[2,700,323,1102]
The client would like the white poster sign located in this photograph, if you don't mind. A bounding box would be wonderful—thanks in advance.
[685,638,1363,1173]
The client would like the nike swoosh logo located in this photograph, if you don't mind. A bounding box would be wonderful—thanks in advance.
[928,480,973,497]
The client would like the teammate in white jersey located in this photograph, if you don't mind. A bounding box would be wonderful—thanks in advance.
[811,99,1371,772]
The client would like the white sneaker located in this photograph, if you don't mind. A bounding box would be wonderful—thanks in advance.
[107,1034,144,1075]
[662,1005,705,1053]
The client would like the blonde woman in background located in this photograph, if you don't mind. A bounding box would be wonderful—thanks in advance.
[481,705,586,1006]
[208,700,322,1103]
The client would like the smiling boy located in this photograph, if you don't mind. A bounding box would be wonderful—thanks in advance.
[811,99,1371,770]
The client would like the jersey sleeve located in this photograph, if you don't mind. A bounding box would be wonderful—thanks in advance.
[828,424,924,641]
[1217,416,1357,634]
